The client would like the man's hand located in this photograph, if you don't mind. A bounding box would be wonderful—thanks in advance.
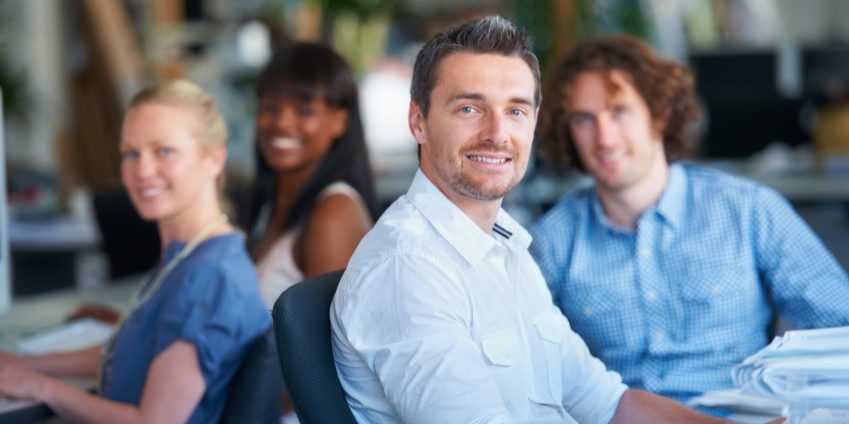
[610,389,771,423]
[0,351,23,367]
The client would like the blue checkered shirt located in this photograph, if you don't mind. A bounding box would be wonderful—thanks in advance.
[530,163,849,402]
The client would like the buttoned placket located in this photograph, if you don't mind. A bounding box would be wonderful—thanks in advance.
[503,238,573,421]
[634,213,670,392]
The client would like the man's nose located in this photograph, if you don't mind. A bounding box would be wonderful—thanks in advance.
[479,113,508,144]
[595,115,617,147]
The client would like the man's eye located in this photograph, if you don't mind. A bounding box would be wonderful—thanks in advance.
[120,151,139,161]
[613,106,628,117]
[459,106,474,114]
[156,147,174,157]
[509,108,526,116]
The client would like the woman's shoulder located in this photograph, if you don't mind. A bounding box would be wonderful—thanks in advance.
[176,234,258,294]
[317,181,367,208]
[310,182,372,229]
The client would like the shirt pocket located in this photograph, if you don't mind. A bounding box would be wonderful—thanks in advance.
[533,311,564,406]
[481,326,521,366]
[479,326,525,414]
[562,286,628,353]
[679,272,749,337]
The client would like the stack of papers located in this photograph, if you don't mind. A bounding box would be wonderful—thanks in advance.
[16,318,114,355]
[687,388,785,423]
[732,326,849,402]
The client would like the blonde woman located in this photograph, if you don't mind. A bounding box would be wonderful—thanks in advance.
[0,80,270,424]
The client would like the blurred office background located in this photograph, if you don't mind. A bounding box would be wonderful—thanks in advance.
[2,0,849,296]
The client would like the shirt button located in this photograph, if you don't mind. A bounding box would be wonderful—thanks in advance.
[653,331,665,342]
[645,290,657,302]
[583,307,594,316]
[639,247,651,258]
[710,284,722,295]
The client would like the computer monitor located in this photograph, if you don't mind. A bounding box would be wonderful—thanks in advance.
[1,87,11,314]
[689,49,808,158]
[802,44,849,102]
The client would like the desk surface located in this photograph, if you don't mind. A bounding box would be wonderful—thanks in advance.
[9,215,100,252]
[0,278,137,423]
[0,278,136,351]
[0,377,93,424]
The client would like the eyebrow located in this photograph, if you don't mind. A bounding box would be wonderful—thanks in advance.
[447,93,485,104]
[446,92,535,107]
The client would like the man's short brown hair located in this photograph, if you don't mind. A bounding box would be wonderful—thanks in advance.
[540,35,701,171]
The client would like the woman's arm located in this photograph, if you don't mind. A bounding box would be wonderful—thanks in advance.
[0,345,101,376]
[0,340,205,424]
[301,193,372,277]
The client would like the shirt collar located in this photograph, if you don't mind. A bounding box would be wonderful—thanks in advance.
[654,163,687,230]
[590,163,687,232]
[406,169,531,265]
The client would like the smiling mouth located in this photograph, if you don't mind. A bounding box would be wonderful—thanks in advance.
[597,152,624,165]
[467,155,510,165]
[138,187,163,199]
[270,137,300,149]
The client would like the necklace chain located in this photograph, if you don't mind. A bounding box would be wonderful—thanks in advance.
[98,213,228,394]
[130,213,229,307]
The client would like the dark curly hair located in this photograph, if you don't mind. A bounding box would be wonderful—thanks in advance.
[540,34,701,172]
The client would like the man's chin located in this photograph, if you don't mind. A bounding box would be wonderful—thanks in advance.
[459,179,517,201]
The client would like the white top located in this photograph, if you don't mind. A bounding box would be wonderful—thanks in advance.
[330,170,627,424]
[256,181,364,308]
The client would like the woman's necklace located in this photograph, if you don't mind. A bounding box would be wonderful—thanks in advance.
[97,213,229,394]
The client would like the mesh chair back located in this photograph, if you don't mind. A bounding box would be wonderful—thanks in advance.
[219,327,283,424]
[273,269,357,424]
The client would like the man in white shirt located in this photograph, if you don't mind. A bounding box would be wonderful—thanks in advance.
[331,15,753,424]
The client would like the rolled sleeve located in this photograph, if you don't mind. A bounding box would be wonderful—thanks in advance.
[154,267,245,384]
[555,309,627,423]
[335,253,514,424]
[753,186,849,328]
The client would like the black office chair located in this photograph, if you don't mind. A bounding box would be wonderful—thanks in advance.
[92,187,160,279]
[272,269,358,424]
[219,327,284,424]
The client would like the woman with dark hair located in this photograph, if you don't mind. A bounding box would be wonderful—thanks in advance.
[245,42,377,308]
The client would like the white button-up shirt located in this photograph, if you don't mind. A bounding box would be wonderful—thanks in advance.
[331,170,626,423]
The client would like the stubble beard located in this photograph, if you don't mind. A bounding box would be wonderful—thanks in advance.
[434,160,521,201]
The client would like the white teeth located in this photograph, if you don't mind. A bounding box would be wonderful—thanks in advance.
[599,153,622,162]
[469,156,507,164]
[139,188,162,198]
[271,137,299,149]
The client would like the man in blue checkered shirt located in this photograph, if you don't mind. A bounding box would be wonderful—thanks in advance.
[530,35,849,403]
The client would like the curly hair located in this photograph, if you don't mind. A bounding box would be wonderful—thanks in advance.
[540,35,701,171]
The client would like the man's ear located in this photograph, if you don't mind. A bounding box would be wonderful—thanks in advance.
[408,101,427,146]
[651,115,668,142]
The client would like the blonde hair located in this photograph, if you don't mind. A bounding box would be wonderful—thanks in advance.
[127,79,229,195]
[128,79,227,151]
